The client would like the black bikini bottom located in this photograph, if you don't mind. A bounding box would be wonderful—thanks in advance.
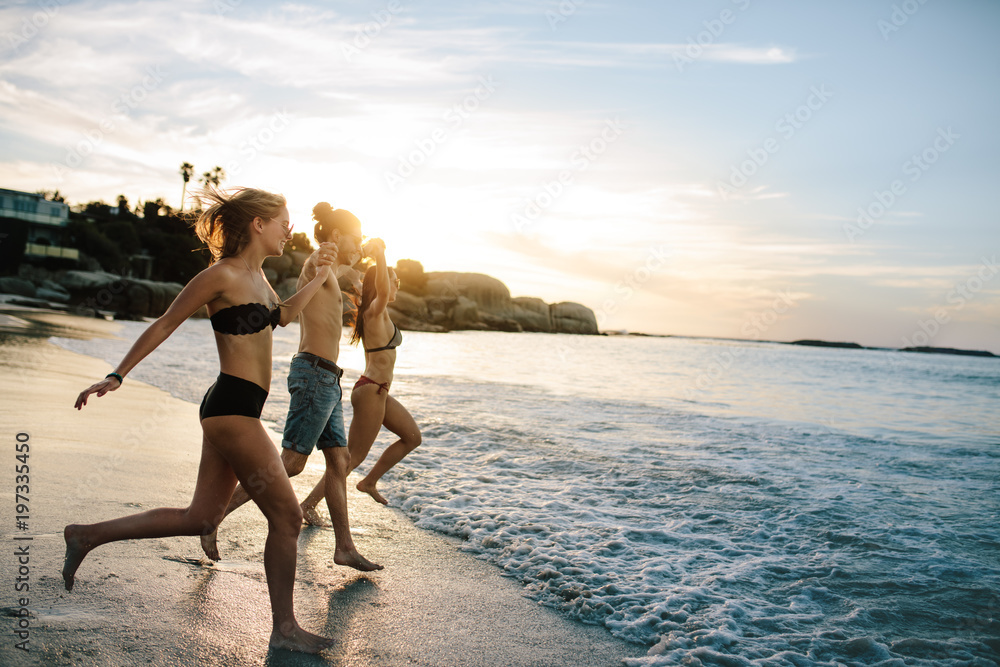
[199,373,268,420]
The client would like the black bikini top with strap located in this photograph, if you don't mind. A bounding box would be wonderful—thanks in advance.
[210,303,281,335]
[365,323,402,353]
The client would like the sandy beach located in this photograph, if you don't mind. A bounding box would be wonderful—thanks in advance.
[0,307,646,666]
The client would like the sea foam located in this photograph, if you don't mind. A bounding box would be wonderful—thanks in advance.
[54,325,1000,665]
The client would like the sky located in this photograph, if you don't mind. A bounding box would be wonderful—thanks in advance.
[1,0,998,352]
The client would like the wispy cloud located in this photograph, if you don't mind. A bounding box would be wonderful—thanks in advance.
[0,0,996,350]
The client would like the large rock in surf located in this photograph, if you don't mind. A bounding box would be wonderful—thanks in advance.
[399,271,597,334]
[0,276,37,298]
[391,290,430,320]
[550,302,598,334]
[510,297,553,332]
[58,271,182,318]
[425,272,511,314]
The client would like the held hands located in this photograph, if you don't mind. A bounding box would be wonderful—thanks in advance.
[75,375,121,410]
[363,238,386,259]
[315,241,337,279]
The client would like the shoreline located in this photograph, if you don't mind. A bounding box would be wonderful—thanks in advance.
[4,295,997,360]
[0,316,646,665]
[603,329,1000,359]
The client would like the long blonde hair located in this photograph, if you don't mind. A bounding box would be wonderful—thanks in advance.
[192,187,286,263]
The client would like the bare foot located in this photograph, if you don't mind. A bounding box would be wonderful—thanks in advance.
[200,529,220,561]
[301,505,331,527]
[334,548,384,572]
[356,479,388,505]
[62,525,93,591]
[269,625,334,654]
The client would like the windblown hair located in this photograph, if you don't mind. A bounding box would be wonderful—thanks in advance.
[312,202,362,244]
[349,264,379,347]
[192,187,286,263]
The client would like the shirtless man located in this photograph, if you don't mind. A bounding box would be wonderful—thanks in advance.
[201,202,382,572]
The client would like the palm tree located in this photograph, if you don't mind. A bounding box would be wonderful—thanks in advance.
[198,166,226,189]
[179,162,194,211]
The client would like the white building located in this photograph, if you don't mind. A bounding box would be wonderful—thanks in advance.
[0,188,79,262]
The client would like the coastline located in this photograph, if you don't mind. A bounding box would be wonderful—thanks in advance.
[0,317,646,665]
[605,330,1000,359]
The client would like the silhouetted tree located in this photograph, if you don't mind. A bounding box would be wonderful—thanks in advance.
[179,162,194,210]
[143,200,162,221]
[36,189,65,202]
[116,194,136,219]
[67,220,126,270]
[102,221,141,255]
[396,259,427,295]
[198,166,226,189]
[287,232,314,253]
[83,200,112,218]
[138,228,208,282]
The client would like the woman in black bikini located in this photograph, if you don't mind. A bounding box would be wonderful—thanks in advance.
[302,237,421,509]
[65,188,336,654]
[349,238,422,504]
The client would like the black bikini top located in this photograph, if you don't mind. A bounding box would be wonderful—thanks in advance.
[210,303,281,335]
[365,323,402,352]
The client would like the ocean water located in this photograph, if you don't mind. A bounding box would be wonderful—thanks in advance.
[54,323,1000,666]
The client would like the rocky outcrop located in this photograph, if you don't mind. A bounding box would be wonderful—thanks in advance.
[425,272,511,314]
[791,339,864,349]
[271,278,295,301]
[549,302,599,334]
[901,346,997,358]
[0,277,36,298]
[5,257,598,334]
[510,297,552,332]
[391,270,598,335]
[37,280,71,303]
[390,290,429,320]
[50,271,183,319]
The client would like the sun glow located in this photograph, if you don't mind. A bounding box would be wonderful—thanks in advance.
[276,170,507,274]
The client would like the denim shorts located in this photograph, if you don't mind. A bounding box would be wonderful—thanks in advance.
[281,353,347,454]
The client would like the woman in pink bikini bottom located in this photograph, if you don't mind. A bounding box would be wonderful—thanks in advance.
[302,237,421,509]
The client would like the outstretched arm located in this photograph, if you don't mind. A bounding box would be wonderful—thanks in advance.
[74,265,228,409]
[368,239,390,316]
[277,240,337,326]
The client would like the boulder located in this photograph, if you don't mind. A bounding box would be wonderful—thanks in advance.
[126,283,152,316]
[263,253,293,279]
[426,293,456,319]
[388,307,448,333]
[463,321,491,331]
[391,291,429,320]
[451,296,479,328]
[0,277,36,298]
[550,302,598,334]
[58,271,185,318]
[425,272,511,314]
[338,266,363,296]
[148,282,183,315]
[429,308,451,326]
[289,250,311,271]
[59,271,131,312]
[342,296,357,323]
[481,313,523,332]
[36,287,70,303]
[41,280,71,300]
[510,297,552,332]
[59,270,125,293]
[124,281,184,318]
[275,277,298,301]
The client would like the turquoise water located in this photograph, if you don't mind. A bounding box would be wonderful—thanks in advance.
[55,324,1000,665]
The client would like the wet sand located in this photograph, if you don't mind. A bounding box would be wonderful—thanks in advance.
[0,308,647,666]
